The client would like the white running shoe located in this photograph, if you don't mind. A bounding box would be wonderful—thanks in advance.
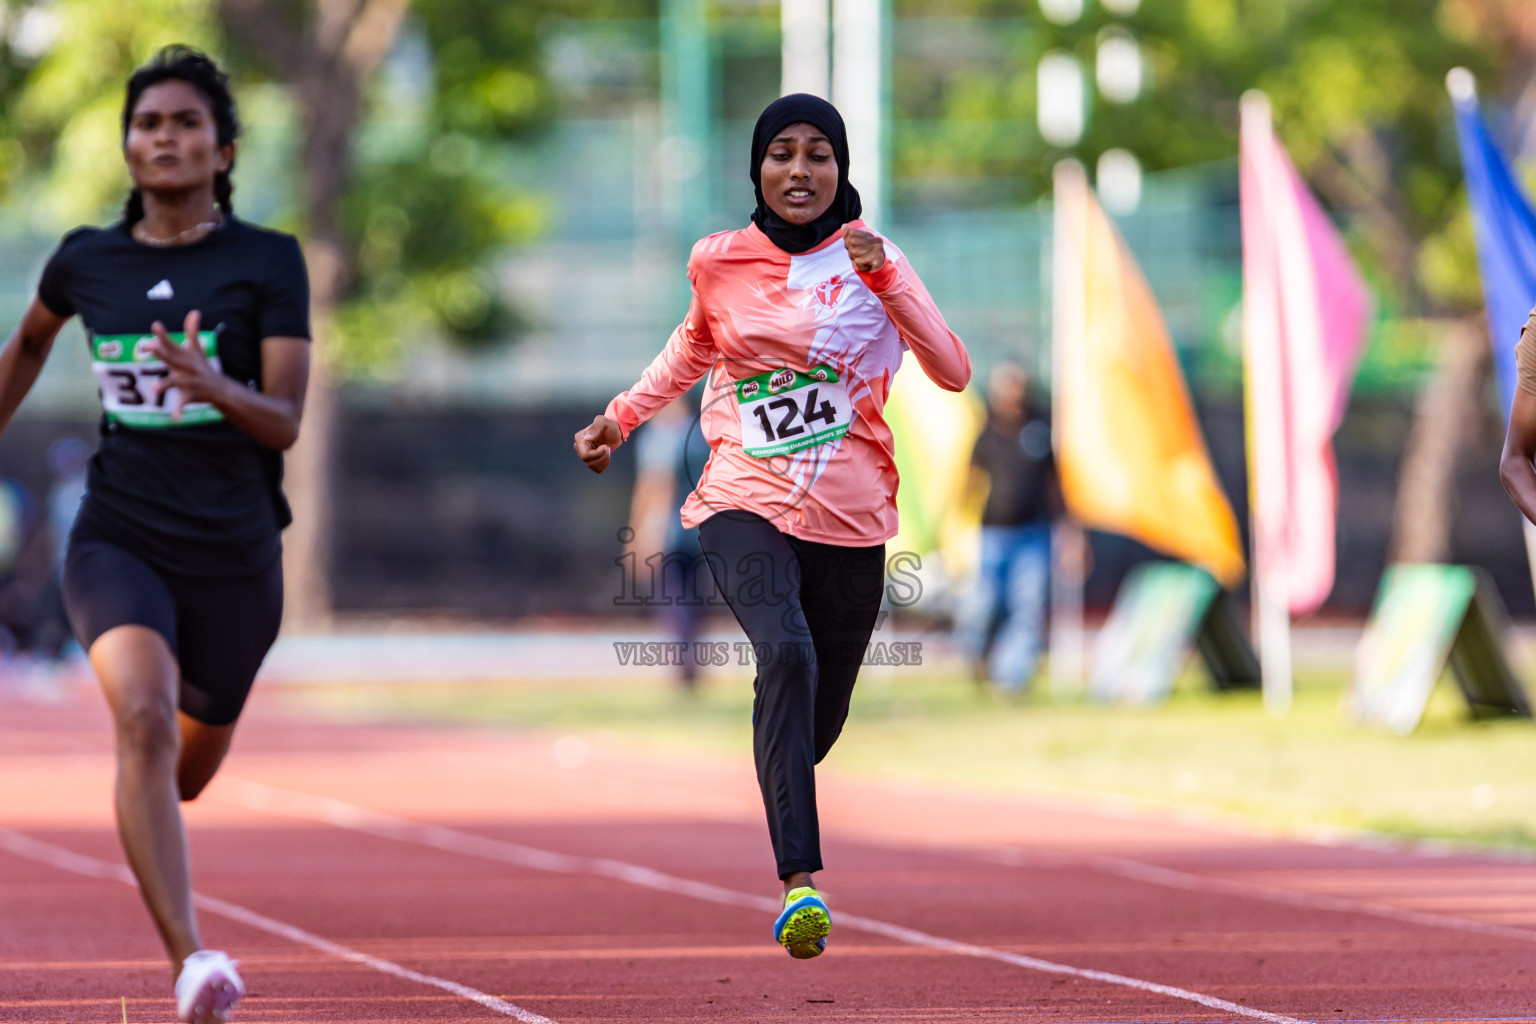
[175,949,245,1023]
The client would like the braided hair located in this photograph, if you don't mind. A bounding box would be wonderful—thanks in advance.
[120,45,240,225]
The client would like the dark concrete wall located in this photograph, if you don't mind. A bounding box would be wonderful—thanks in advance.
[330,407,635,618]
[5,395,1527,619]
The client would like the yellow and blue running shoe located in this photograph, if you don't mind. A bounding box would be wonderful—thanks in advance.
[774,886,831,959]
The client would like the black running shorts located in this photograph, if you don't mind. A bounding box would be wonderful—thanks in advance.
[62,533,283,726]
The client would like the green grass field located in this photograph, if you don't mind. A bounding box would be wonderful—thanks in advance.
[288,664,1536,851]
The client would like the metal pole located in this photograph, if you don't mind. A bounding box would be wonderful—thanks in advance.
[782,0,830,97]
[832,0,886,227]
[661,0,711,243]
[1239,91,1294,716]
[1049,161,1089,695]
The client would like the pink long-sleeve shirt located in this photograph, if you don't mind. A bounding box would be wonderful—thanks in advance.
[605,220,971,547]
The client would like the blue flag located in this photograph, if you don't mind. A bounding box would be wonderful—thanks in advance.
[1450,75,1536,417]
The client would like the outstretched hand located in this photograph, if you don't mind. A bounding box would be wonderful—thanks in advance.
[575,415,624,473]
[843,227,886,274]
[149,310,227,420]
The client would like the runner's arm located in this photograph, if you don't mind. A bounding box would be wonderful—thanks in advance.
[605,291,720,439]
[857,253,971,392]
[150,310,308,450]
[225,336,308,450]
[577,290,720,473]
[0,298,70,436]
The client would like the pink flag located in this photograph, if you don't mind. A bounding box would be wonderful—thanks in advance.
[1241,94,1372,616]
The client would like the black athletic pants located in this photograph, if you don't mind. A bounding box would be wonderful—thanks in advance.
[697,510,885,878]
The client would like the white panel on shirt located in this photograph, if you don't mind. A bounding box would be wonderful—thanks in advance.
[787,240,907,392]
[776,238,906,500]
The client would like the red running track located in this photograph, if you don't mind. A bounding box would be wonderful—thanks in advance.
[3,681,1535,1023]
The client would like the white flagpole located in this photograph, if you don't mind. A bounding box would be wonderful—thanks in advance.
[782,0,830,97]
[832,0,885,226]
[1240,91,1294,716]
[1050,161,1089,694]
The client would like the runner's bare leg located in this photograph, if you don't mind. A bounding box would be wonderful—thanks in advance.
[177,716,237,801]
[90,625,201,975]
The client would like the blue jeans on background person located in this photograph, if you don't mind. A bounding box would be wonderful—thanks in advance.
[954,522,1052,691]
[658,529,707,688]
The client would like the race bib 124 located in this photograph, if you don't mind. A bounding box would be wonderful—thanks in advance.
[91,331,224,428]
[735,364,853,458]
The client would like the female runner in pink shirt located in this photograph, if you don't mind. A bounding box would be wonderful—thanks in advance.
[575,93,970,959]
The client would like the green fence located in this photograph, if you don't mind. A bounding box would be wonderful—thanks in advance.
[0,14,1430,411]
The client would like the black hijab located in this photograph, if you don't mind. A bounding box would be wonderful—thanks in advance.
[749,93,863,253]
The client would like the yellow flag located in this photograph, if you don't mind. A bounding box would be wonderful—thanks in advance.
[887,367,986,576]
[1052,162,1245,586]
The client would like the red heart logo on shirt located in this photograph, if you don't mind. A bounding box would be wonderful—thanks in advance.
[814,275,845,309]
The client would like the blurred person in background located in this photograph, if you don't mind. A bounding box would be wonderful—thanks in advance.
[954,362,1062,693]
[0,437,94,688]
[0,476,29,584]
[577,94,970,960]
[0,440,89,676]
[16,436,95,670]
[46,436,90,566]
[0,47,311,1023]
[0,469,81,679]
[626,391,714,690]
[0,475,38,660]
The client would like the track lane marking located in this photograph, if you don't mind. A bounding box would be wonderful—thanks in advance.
[0,828,558,1024]
[490,755,1536,946]
[652,769,1536,945]
[221,778,1306,1024]
[511,749,1536,940]
[1096,855,1536,942]
[972,847,1536,946]
[649,776,1536,944]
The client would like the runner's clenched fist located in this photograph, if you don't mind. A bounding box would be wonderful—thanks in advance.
[576,415,624,473]
[843,227,885,274]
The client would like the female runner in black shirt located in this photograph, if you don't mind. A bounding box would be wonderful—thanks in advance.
[0,47,310,1023]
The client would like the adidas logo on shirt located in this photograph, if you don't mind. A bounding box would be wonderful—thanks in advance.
[147,279,174,300]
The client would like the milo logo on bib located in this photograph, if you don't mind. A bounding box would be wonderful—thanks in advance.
[90,330,224,429]
[734,363,854,458]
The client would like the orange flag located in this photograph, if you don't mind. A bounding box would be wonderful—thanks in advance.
[1052,161,1245,586]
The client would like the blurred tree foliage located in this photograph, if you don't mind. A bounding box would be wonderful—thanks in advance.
[294,0,556,373]
[2,1,1530,336]
[892,0,1523,317]
[0,0,577,374]
[0,0,221,225]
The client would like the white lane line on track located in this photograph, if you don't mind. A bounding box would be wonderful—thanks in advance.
[1097,855,1536,944]
[220,778,1306,1024]
[0,828,557,1024]
[974,846,1536,946]
[527,760,1536,945]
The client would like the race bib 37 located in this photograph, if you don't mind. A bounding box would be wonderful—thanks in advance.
[90,331,224,428]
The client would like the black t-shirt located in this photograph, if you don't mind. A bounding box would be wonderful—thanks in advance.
[972,416,1059,527]
[37,217,310,576]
